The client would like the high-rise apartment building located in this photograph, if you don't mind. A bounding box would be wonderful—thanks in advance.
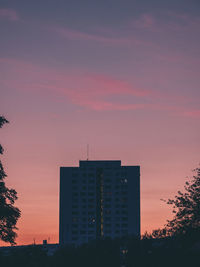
[59,160,140,246]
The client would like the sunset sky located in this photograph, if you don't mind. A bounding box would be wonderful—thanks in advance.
[0,0,200,245]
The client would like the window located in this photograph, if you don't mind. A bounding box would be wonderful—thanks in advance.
[72,211,79,215]
[105,185,111,190]
[88,186,95,191]
[122,210,128,215]
[72,217,79,223]
[72,198,78,203]
[88,192,95,196]
[104,192,112,196]
[88,217,95,223]
[88,224,95,228]
[121,178,128,184]
[105,210,111,215]
[88,211,95,215]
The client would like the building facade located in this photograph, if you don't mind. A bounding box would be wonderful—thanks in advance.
[59,160,140,245]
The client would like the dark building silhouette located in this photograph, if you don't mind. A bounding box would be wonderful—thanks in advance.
[59,160,140,245]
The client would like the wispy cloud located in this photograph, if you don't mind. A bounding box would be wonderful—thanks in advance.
[0,8,19,21]
[0,58,198,116]
[130,11,200,33]
[182,110,200,118]
[132,14,155,29]
[0,58,152,111]
[54,27,133,46]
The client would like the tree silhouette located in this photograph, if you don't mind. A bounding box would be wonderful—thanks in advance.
[0,116,21,245]
[165,166,200,238]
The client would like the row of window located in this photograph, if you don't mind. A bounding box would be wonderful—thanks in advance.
[72,191,127,197]
[72,210,128,216]
[72,192,95,196]
[72,197,127,202]
[72,217,128,223]
[72,205,95,209]
[72,179,95,184]
[71,172,127,177]
[72,185,127,190]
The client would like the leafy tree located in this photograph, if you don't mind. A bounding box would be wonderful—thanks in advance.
[164,166,200,237]
[0,116,20,245]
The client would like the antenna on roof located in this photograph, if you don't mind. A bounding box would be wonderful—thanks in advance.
[87,144,89,161]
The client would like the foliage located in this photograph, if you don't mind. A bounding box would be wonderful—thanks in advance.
[0,116,21,245]
[164,166,200,237]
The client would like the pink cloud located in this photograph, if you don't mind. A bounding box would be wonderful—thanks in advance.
[0,58,151,111]
[0,8,19,21]
[1,58,198,115]
[182,110,200,118]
